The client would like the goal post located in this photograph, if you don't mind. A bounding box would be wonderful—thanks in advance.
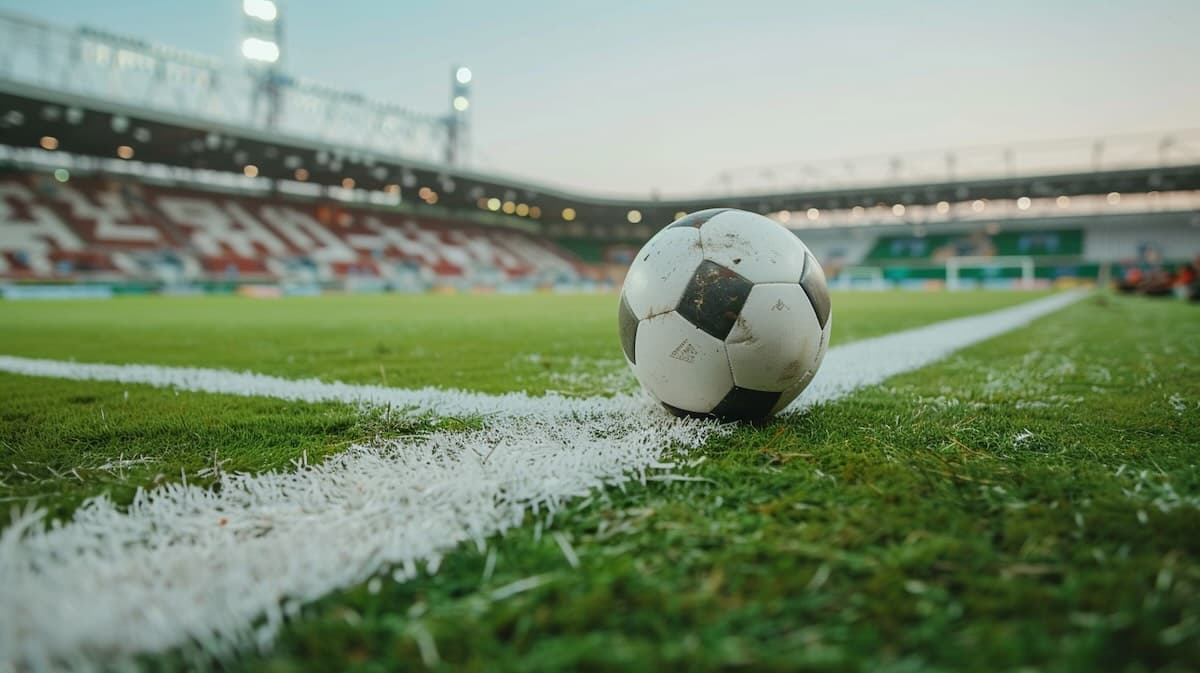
[834,266,887,290]
[945,256,1035,291]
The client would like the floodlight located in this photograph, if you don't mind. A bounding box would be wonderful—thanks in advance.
[242,38,280,63]
[455,66,472,84]
[243,0,278,22]
[453,96,469,112]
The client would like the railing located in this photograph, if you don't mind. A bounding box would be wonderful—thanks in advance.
[0,11,449,162]
[709,129,1200,195]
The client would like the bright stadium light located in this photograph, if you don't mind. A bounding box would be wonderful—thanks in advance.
[892,204,906,216]
[243,0,278,21]
[241,37,280,63]
[1017,196,1032,210]
[487,197,501,211]
[456,66,472,84]
[806,207,820,220]
[1106,191,1121,204]
[627,210,642,224]
[562,207,577,221]
[936,200,950,214]
[453,96,470,112]
[1056,195,1071,208]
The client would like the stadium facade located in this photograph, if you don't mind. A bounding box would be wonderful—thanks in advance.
[2,10,1199,295]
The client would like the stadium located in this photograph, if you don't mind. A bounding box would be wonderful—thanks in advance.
[1,2,1198,671]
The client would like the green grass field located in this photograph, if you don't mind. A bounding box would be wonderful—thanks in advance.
[2,290,1198,672]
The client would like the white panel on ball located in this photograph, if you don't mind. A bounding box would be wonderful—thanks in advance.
[770,315,832,414]
[633,311,733,413]
[699,210,809,284]
[725,283,823,392]
[621,227,704,319]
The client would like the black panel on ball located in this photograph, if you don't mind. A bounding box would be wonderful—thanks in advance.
[666,208,731,230]
[676,260,755,340]
[617,294,639,364]
[661,401,711,419]
[799,252,831,329]
[710,386,783,421]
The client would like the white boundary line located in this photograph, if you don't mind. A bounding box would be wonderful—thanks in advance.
[0,290,1084,417]
[0,290,1085,671]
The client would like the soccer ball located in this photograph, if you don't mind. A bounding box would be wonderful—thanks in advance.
[618,208,831,420]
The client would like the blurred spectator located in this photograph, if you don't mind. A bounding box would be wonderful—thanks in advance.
[1116,264,1143,293]
[1140,269,1174,297]
[1181,255,1200,302]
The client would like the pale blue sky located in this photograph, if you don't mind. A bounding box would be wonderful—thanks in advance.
[2,0,1198,195]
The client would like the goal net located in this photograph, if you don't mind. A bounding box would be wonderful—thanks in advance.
[945,256,1035,290]
[834,266,887,290]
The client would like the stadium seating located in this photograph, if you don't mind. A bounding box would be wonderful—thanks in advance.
[5,170,1197,290]
[0,171,582,289]
[865,230,1085,262]
[1082,224,1200,264]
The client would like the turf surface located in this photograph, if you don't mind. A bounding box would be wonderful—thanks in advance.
[0,291,1042,509]
[2,290,1198,672]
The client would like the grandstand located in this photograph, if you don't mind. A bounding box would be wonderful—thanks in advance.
[4,158,1199,293]
[0,170,582,292]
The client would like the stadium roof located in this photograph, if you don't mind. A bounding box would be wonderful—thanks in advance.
[4,79,1200,235]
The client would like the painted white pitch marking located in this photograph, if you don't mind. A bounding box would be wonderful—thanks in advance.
[0,291,1084,671]
[0,291,1084,417]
